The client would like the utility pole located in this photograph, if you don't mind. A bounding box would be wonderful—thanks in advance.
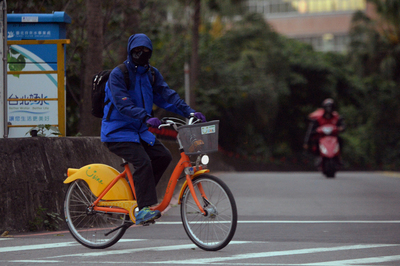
[189,0,200,110]
[0,0,7,138]
[184,62,190,104]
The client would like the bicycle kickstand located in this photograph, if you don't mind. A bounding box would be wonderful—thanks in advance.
[104,221,134,236]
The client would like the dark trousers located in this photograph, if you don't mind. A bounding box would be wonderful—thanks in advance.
[105,139,172,209]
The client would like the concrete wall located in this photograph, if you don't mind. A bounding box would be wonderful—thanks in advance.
[0,137,229,232]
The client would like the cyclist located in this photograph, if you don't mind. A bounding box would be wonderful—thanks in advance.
[101,33,206,225]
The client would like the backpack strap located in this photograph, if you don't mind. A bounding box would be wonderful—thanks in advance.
[106,64,153,120]
[149,66,155,86]
[105,64,130,120]
[118,63,130,88]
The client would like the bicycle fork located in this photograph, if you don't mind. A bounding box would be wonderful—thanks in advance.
[185,174,208,216]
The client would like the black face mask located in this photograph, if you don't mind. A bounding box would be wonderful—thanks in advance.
[131,49,151,66]
[324,105,333,114]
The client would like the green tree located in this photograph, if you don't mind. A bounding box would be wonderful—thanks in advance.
[80,0,103,136]
[346,0,400,169]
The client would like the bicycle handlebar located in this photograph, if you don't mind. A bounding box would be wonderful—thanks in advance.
[158,113,202,131]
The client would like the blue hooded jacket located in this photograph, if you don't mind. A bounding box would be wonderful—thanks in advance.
[101,34,195,144]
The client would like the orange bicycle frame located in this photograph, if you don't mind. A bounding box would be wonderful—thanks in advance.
[90,151,207,216]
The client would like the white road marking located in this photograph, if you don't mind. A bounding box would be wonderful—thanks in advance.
[49,241,251,259]
[2,241,400,265]
[302,255,400,265]
[112,239,145,242]
[0,242,79,253]
[0,239,143,253]
[237,220,400,224]
[158,244,398,264]
[10,260,62,263]
[156,220,400,225]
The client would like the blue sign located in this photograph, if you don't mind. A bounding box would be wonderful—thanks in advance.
[7,12,71,69]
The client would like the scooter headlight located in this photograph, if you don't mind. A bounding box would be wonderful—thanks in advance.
[319,144,328,155]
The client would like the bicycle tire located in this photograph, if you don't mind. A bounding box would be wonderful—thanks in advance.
[64,180,127,249]
[180,174,237,251]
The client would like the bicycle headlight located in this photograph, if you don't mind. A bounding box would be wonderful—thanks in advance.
[201,155,209,165]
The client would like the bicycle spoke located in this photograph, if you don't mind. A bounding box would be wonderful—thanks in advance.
[64,180,127,249]
[181,175,237,251]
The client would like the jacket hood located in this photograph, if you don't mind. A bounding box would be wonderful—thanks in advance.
[127,34,153,62]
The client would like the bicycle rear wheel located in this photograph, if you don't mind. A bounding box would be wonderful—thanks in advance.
[64,179,127,249]
[180,174,237,251]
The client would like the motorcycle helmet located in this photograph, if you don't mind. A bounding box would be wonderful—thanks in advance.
[322,98,334,114]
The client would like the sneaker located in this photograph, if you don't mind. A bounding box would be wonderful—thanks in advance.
[135,207,161,225]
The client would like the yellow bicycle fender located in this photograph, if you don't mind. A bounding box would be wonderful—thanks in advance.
[63,164,133,200]
[177,169,210,205]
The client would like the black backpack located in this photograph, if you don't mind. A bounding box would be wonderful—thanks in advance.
[91,64,155,120]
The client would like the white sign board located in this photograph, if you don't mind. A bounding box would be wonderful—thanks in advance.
[7,45,58,137]
[0,0,6,138]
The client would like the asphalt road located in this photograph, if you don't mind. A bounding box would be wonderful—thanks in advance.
[1,171,400,265]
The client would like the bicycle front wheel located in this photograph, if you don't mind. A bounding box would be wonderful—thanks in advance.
[181,174,237,251]
[64,179,127,249]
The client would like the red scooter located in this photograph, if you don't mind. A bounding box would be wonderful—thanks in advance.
[316,124,340,178]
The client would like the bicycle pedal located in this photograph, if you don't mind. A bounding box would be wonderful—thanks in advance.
[142,220,156,226]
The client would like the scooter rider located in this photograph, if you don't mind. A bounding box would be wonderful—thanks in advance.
[303,98,345,157]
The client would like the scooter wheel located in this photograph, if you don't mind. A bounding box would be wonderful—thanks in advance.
[323,159,336,178]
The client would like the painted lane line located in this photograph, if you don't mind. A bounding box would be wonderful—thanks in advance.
[302,254,400,265]
[30,253,400,265]
[237,220,400,224]
[5,243,400,266]
[48,241,251,259]
[156,220,400,225]
[8,258,400,266]
[8,260,291,265]
[48,244,197,258]
[158,244,398,264]
[9,260,62,263]
[113,239,146,242]
[8,220,400,238]
[0,239,144,254]
[0,242,79,253]
[13,231,71,237]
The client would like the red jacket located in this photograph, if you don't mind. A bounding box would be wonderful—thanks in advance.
[304,108,344,146]
[308,108,340,126]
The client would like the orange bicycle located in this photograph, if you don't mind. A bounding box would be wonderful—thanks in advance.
[63,116,237,251]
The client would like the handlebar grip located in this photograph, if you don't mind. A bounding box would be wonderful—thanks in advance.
[188,113,195,125]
